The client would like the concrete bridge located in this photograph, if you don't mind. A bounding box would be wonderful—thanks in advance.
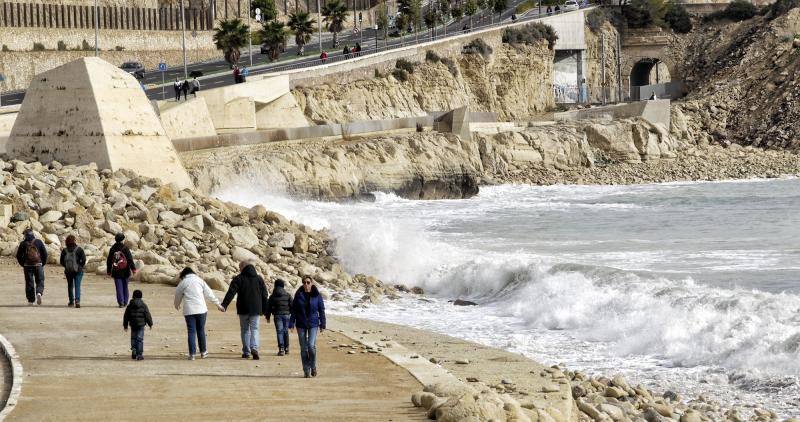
[620,27,685,101]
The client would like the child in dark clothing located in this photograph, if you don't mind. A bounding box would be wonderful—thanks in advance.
[123,290,153,360]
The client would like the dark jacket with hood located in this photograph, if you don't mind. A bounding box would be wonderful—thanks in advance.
[16,233,48,267]
[107,241,135,279]
[221,265,269,316]
[123,298,153,329]
[290,285,326,330]
[267,281,292,317]
[60,246,87,275]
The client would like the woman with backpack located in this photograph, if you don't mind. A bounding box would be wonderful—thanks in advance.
[107,233,137,308]
[59,235,86,308]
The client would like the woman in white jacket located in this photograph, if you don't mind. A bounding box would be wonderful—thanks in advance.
[174,267,225,360]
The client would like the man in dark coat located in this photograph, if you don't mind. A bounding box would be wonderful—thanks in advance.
[266,279,292,355]
[16,229,48,305]
[107,233,137,307]
[222,261,269,360]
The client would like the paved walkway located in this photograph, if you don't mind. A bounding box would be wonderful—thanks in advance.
[0,259,425,421]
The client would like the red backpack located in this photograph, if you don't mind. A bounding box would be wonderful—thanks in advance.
[24,241,41,266]
[112,250,129,270]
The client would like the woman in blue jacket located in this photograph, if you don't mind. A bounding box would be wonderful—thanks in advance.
[290,276,326,378]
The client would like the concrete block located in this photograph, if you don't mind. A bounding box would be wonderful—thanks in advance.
[0,204,12,228]
[157,97,217,140]
[255,93,308,130]
[198,75,291,131]
[7,57,193,189]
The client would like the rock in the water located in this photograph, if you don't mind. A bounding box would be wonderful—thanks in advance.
[452,299,478,306]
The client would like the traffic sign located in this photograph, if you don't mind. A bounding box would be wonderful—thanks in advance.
[158,62,167,71]
[255,8,262,21]
[358,12,362,22]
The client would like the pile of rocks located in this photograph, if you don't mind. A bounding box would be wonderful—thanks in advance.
[0,159,397,296]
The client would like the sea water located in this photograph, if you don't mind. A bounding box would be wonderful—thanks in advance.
[217,178,800,416]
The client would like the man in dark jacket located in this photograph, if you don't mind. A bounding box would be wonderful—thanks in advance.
[107,233,136,308]
[123,290,153,361]
[16,229,48,306]
[222,261,269,360]
[290,276,326,378]
[266,279,292,356]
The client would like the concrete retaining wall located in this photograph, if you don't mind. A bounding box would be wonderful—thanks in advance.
[0,334,23,420]
[555,99,671,127]
[0,27,217,91]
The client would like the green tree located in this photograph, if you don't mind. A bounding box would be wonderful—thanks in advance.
[376,3,389,31]
[322,0,348,48]
[451,5,464,21]
[258,19,288,60]
[664,1,692,33]
[493,0,506,14]
[213,18,250,65]
[437,0,451,34]
[623,0,666,27]
[398,0,421,34]
[251,0,278,21]
[288,11,315,55]
[465,0,477,26]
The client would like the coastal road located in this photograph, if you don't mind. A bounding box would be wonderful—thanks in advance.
[0,2,568,106]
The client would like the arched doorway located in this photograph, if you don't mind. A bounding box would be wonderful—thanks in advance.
[630,58,671,87]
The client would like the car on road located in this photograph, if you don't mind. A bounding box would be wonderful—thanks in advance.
[562,0,579,11]
[120,62,145,79]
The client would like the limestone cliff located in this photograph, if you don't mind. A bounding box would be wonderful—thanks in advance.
[292,43,555,124]
[584,22,621,104]
[183,118,680,200]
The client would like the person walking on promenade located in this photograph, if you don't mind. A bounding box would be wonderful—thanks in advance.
[266,278,292,356]
[221,261,269,360]
[107,233,137,308]
[181,79,190,101]
[59,235,86,308]
[173,78,182,101]
[123,289,153,361]
[174,267,225,360]
[16,229,48,306]
[290,276,326,378]
[190,77,201,97]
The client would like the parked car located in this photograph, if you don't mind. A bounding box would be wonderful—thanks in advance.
[562,0,580,11]
[120,62,145,79]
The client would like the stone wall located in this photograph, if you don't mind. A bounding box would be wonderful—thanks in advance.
[0,27,217,90]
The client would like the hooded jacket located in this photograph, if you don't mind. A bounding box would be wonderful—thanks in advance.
[290,285,326,330]
[174,273,221,316]
[106,241,135,279]
[123,298,153,329]
[267,282,292,317]
[16,233,48,267]
[60,245,87,275]
[221,265,269,316]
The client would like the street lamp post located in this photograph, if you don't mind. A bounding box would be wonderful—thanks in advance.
[247,0,253,66]
[317,0,322,52]
[180,0,188,78]
[94,0,99,56]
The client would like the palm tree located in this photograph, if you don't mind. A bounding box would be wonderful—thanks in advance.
[258,20,288,61]
[288,11,315,55]
[213,18,250,66]
[321,0,348,48]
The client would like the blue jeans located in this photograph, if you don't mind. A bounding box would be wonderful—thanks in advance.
[66,271,83,303]
[184,313,207,356]
[274,315,290,351]
[297,327,319,374]
[130,326,145,357]
[238,314,260,355]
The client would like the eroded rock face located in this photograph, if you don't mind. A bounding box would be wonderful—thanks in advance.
[183,119,680,201]
[292,43,555,124]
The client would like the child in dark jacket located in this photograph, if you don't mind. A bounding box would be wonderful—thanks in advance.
[123,290,153,361]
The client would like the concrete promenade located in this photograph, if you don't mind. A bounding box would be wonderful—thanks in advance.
[0,259,425,421]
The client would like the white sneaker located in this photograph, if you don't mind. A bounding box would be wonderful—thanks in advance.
[36,293,42,305]
[201,352,209,359]
[188,355,195,361]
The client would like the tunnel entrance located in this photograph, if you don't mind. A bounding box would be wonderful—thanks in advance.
[630,59,671,88]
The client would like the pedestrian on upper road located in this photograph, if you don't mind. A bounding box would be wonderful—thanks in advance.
[16,229,48,306]
[107,232,137,308]
[354,42,361,56]
[59,235,86,308]
[173,78,182,101]
[343,45,350,59]
[546,5,552,13]
[191,77,200,97]
[511,13,517,21]
[181,79,189,101]
[290,276,326,378]
[320,51,328,63]
[221,261,270,360]
[233,65,241,84]
[174,267,225,361]
[123,289,153,361]
[266,278,292,356]
[554,4,561,12]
